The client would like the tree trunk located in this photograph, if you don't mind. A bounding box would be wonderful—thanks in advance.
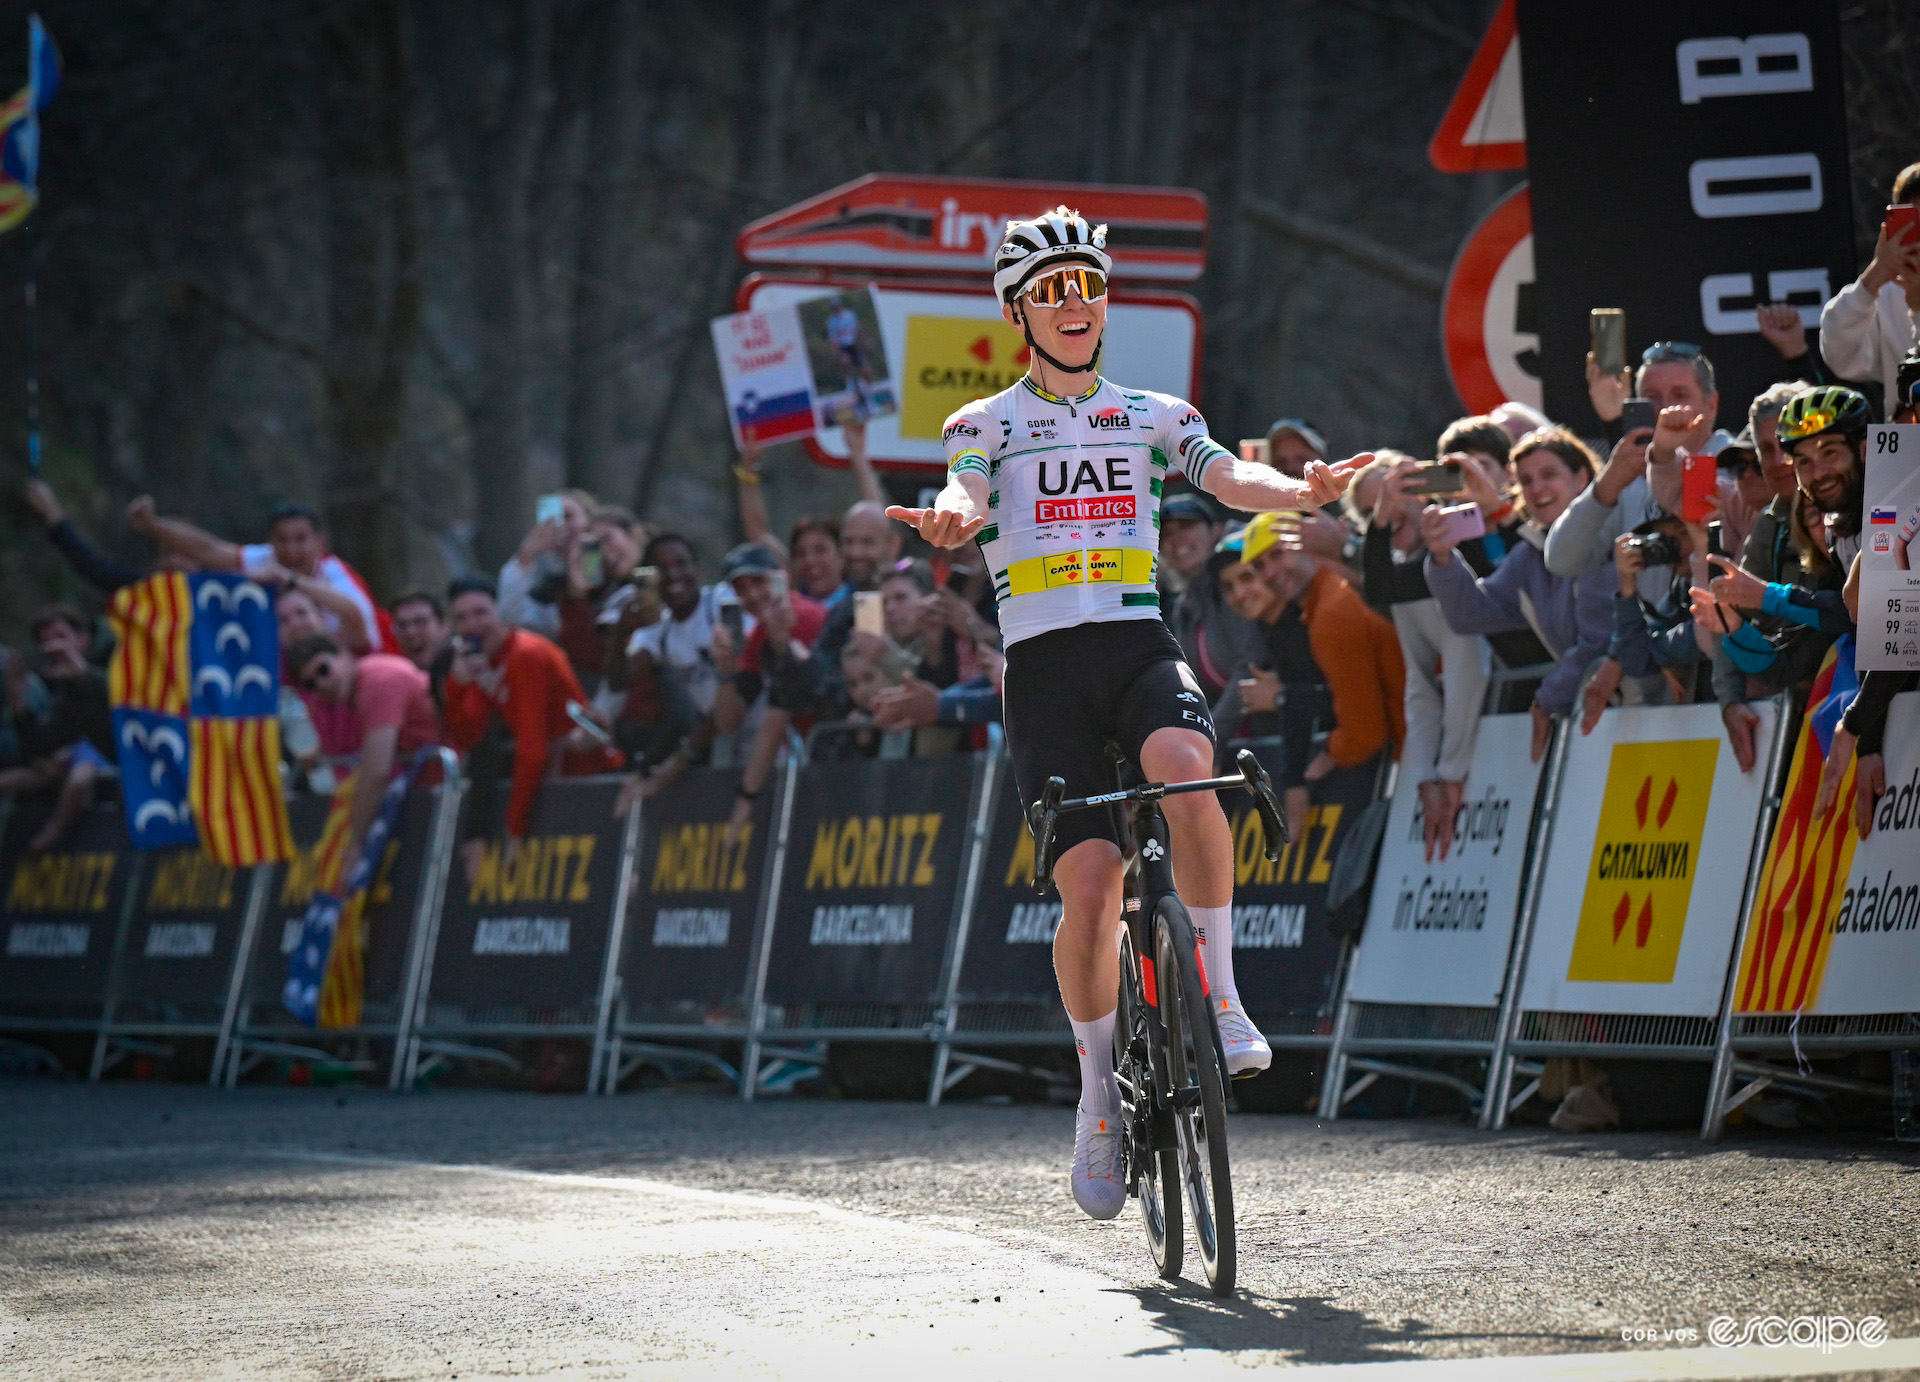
[318,0,420,601]
[563,0,645,499]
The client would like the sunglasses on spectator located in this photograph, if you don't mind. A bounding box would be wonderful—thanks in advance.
[300,656,335,692]
[1021,265,1108,307]
[1641,341,1703,362]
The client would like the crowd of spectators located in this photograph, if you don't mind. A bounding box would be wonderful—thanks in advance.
[4,159,1917,898]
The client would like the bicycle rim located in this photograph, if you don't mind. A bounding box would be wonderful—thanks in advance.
[1156,898,1237,1295]
[1117,930,1180,1279]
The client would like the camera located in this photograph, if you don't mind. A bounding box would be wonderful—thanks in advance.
[1621,533,1681,567]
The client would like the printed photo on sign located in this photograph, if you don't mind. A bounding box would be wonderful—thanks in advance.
[1518,702,1775,1018]
[795,288,896,428]
[1859,425,1920,673]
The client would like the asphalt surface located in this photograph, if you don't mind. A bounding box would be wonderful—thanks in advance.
[2,1082,1918,1380]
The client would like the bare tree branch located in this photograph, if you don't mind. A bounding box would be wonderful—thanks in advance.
[1241,197,1447,299]
[174,276,329,371]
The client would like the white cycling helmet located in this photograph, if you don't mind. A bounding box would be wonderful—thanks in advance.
[992,206,1112,304]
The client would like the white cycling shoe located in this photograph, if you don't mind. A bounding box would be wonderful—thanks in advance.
[1071,1103,1126,1220]
[1213,995,1272,1078]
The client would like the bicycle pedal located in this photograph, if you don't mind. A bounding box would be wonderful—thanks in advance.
[1169,1084,1202,1110]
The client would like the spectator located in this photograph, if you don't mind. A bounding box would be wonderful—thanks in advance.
[1487,401,1550,443]
[287,633,440,865]
[0,644,53,799]
[390,590,453,706]
[1607,518,1713,681]
[22,479,147,595]
[733,419,881,609]
[20,606,116,853]
[1158,494,1257,705]
[549,504,646,692]
[1650,380,1803,559]
[1241,511,1406,828]
[498,489,594,637]
[133,499,391,652]
[878,558,995,693]
[713,544,829,842]
[1262,418,1328,480]
[441,575,618,877]
[1354,452,1497,860]
[1425,427,1615,761]
[1819,162,1920,409]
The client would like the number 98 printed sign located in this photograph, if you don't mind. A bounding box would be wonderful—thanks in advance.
[1860,425,1920,673]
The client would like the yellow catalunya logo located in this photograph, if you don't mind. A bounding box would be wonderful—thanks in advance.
[899,315,1027,439]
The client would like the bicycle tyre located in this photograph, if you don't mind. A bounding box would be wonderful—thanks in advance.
[1155,895,1237,1295]
[1116,928,1181,1280]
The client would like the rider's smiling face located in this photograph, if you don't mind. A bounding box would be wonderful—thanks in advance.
[1003,274,1106,374]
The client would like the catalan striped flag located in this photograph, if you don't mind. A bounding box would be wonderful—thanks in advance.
[283,758,420,1028]
[0,15,60,235]
[1735,640,1861,1013]
[108,571,293,867]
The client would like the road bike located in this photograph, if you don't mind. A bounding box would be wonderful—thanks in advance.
[1028,747,1288,1296]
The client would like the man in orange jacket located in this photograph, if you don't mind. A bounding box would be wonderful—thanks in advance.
[1240,511,1405,806]
[441,576,619,878]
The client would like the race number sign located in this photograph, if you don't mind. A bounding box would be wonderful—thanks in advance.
[1858,424,1920,673]
[1519,702,1775,1017]
[764,755,973,1007]
[1347,715,1544,1008]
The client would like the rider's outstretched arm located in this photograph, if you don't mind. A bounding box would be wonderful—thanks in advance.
[1201,454,1368,513]
[885,471,988,549]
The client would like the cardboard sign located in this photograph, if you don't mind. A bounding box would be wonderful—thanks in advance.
[1859,424,1920,673]
[710,305,816,448]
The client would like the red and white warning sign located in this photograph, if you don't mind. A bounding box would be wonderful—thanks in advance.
[1440,183,1539,415]
[1428,0,1525,175]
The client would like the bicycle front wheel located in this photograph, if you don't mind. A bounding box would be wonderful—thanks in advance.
[1117,926,1180,1280]
[1155,896,1237,1295]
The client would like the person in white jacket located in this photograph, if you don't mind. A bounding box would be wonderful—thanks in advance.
[1818,162,1920,410]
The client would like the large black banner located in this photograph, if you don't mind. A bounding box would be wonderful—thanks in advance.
[426,777,624,1014]
[113,846,253,1025]
[1516,1,1855,428]
[763,756,974,1008]
[1224,744,1376,1021]
[621,767,769,1010]
[244,790,434,1020]
[0,804,133,1017]
[953,767,1060,1007]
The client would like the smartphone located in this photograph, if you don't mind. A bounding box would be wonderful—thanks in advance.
[1886,204,1918,245]
[1590,308,1627,376]
[1404,460,1465,497]
[719,602,744,643]
[565,700,615,750]
[1620,397,1657,437]
[1432,502,1487,545]
[536,493,565,526]
[1705,521,1725,559]
[853,590,885,638]
[1681,452,1718,524]
[1238,438,1271,466]
[576,537,604,589]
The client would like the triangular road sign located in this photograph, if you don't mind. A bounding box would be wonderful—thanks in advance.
[1429,0,1526,174]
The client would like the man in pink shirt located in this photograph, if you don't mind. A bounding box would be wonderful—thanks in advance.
[287,633,440,866]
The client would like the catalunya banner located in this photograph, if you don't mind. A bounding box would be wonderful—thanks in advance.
[108,572,293,867]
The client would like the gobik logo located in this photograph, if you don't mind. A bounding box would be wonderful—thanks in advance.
[1566,739,1718,984]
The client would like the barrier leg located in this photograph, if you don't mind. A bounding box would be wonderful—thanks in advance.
[389,758,462,1093]
[1701,697,1794,1142]
[926,730,1001,1109]
[1482,721,1570,1130]
[587,804,643,1098]
[88,853,146,1085]
[1317,977,1356,1121]
[740,753,800,1104]
[209,864,273,1088]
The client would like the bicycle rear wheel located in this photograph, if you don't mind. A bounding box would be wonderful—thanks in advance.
[1155,896,1236,1295]
[1116,927,1180,1280]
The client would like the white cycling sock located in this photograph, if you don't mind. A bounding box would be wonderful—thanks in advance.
[1190,904,1238,1005]
[1070,1010,1119,1118]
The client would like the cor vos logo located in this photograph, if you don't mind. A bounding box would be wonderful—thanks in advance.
[467,835,596,906]
[806,813,943,890]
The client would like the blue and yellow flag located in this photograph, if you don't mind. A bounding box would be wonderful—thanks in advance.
[0,15,59,235]
[108,572,294,867]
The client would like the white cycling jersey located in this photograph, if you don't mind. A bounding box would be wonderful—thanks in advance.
[942,375,1234,646]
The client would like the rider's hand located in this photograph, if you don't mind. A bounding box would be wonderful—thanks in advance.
[884,502,984,549]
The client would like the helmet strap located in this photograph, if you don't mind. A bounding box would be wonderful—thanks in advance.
[1013,302,1102,387]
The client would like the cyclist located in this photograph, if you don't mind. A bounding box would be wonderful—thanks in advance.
[887,208,1363,1220]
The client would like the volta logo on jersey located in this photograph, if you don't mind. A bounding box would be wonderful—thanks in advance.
[1088,407,1132,430]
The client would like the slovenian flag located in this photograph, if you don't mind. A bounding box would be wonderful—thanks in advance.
[1869,506,1899,526]
[108,572,294,867]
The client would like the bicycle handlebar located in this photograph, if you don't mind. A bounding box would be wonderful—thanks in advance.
[1026,749,1290,896]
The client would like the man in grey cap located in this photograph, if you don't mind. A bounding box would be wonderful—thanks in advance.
[1158,493,1259,710]
[1265,418,1330,481]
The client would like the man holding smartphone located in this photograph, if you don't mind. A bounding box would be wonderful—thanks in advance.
[1821,163,1920,409]
[887,207,1361,1220]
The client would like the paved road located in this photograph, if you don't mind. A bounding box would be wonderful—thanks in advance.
[2,1082,1917,1379]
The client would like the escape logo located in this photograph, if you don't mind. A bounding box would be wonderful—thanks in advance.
[1566,739,1717,983]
